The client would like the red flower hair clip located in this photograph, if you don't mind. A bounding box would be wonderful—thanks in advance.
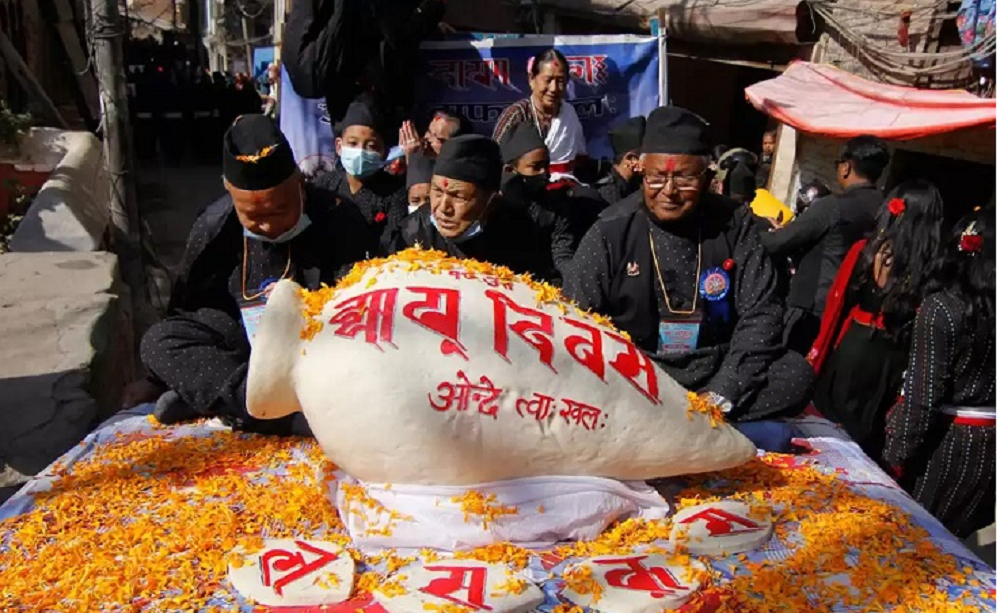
[959,221,983,253]
[887,197,906,217]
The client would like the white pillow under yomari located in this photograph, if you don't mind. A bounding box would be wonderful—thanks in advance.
[246,249,755,485]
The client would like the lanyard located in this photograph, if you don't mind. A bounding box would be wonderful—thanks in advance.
[241,236,292,301]
[648,229,702,316]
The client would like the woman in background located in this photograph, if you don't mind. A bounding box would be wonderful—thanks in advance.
[883,208,995,538]
[809,180,944,460]
[492,49,587,181]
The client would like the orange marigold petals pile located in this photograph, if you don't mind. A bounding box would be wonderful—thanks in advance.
[0,430,344,611]
[490,576,529,597]
[297,247,625,342]
[685,391,726,428]
[562,564,604,603]
[453,543,531,570]
[669,456,986,612]
[452,490,519,529]
[0,417,988,612]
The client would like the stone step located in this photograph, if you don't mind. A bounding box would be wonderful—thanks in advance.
[0,252,133,489]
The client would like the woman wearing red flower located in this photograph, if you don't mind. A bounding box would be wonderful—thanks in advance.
[808,181,945,460]
[883,207,995,539]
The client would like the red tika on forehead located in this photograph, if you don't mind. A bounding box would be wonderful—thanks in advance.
[664,158,677,173]
[442,178,449,188]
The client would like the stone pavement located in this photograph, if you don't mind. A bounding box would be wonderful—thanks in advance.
[0,156,223,504]
[0,252,132,499]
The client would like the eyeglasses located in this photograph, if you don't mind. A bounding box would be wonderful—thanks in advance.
[644,171,706,192]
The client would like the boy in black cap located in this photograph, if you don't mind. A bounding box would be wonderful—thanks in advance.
[386,134,556,282]
[134,115,371,434]
[564,106,814,425]
[597,116,646,205]
[380,150,436,255]
[498,122,574,282]
[314,96,407,238]
[405,151,435,215]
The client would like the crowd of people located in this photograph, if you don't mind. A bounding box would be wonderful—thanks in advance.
[127,60,278,165]
[122,39,994,545]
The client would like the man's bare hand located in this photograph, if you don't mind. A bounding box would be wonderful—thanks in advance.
[399,121,422,158]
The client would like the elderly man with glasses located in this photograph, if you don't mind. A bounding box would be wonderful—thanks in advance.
[564,107,814,426]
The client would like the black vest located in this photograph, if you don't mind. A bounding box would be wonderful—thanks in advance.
[598,195,742,353]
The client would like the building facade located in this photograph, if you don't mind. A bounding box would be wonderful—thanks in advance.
[769,0,995,221]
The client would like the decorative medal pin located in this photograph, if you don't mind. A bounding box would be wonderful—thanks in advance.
[626,262,640,277]
[700,266,731,323]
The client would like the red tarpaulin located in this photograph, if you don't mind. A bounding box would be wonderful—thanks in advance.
[745,62,997,139]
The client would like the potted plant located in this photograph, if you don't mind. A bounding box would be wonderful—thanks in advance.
[0,102,44,221]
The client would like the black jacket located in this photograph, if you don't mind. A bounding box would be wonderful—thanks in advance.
[169,184,372,319]
[761,184,881,314]
[283,0,446,127]
[565,194,784,407]
[313,166,407,237]
[546,180,608,251]
[500,181,576,283]
[385,200,560,283]
[596,168,639,205]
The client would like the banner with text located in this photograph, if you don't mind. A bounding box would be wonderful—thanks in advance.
[281,34,661,174]
[415,35,660,160]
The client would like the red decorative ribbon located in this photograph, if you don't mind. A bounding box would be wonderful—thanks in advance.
[960,233,983,253]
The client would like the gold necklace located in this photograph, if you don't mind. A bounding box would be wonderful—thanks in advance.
[241,236,292,301]
[648,229,702,316]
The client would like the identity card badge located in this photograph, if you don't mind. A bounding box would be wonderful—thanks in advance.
[240,301,267,347]
[658,312,702,354]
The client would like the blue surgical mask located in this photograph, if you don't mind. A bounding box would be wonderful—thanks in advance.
[340,147,384,178]
[430,214,484,244]
[244,212,312,244]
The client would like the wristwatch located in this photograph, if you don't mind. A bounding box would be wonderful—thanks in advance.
[705,392,734,414]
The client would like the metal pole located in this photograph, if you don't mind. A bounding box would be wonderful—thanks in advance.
[89,0,153,353]
[657,7,669,106]
[241,12,253,75]
[273,0,285,61]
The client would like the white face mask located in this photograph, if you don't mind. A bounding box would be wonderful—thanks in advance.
[340,147,384,178]
[430,214,484,243]
[243,189,311,243]
[244,212,312,243]
[429,193,495,243]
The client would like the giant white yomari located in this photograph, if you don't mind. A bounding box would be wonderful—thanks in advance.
[247,249,754,485]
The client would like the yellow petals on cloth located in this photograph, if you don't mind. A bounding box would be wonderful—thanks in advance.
[0,419,990,612]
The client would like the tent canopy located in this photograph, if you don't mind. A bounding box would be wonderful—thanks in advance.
[745,62,997,140]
